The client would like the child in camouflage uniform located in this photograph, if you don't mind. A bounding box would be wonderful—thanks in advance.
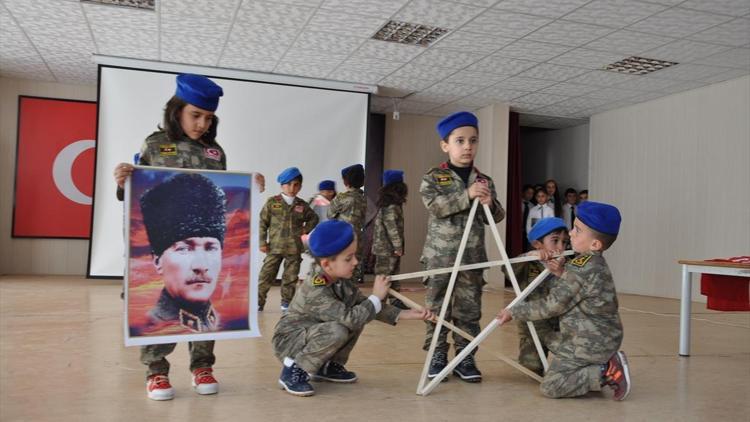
[328,164,367,283]
[258,167,318,312]
[508,217,568,375]
[372,169,408,309]
[421,111,505,383]
[272,220,432,396]
[497,201,632,401]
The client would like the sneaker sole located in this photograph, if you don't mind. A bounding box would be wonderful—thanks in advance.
[614,351,632,401]
[427,373,449,382]
[453,370,482,383]
[192,380,219,395]
[278,380,315,397]
[147,389,175,401]
[309,374,358,383]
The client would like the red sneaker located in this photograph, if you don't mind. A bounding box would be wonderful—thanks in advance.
[146,374,175,401]
[602,351,631,401]
[192,367,219,395]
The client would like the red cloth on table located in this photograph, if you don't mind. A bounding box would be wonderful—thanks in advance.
[700,256,750,311]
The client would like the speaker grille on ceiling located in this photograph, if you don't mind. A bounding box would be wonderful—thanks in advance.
[80,0,155,10]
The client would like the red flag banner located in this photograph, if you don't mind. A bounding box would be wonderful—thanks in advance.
[12,96,97,238]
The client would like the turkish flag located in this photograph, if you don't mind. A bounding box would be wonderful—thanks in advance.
[12,96,97,238]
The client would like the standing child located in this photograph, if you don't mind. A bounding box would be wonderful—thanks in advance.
[372,170,408,309]
[272,220,433,396]
[497,201,631,400]
[328,164,367,283]
[309,180,336,224]
[526,188,555,235]
[578,189,589,203]
[545,179,563,217]
[258,167,319,312]
[561,188,578,231]
[522,184,535,251]
[421,111,505,383]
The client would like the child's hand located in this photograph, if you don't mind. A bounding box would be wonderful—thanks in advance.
[546,257,565,277]
[254,173,266,193]
[394,249,403,257]
[399,308,433,321]
[372,275,391,301]
[113,163,134,188]
[496,308,513,324]
[259,245,269,253]
[468,182,490,201]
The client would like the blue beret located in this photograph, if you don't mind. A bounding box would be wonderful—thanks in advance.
[318,180,335,191]
[175,74,224,112]
[308,220,355,258]
[383,169,404,186]
[436,111,478,140]
[577,201,621,236]
[277,167,302,184]
[341,164,364,178]
[528,217,567,242]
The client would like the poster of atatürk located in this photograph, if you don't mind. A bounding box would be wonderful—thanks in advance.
[124,166,259,346]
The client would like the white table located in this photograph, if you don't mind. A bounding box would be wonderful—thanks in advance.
[677,259,750,356]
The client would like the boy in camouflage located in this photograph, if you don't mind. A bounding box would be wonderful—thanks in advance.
[328,164,367,283]
[497,201,632,401]
[272,220,432,396]
[421,111,505,383]
[372,169,408,309]
[507,217,568,375]
[258,167,318,312]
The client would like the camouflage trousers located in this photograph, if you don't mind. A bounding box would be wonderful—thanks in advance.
[540,353,604,398]
[272,321,363,374]
[517,318,558,375]
[258,253,301,306]
[352,232,365,283]
[423,270,483,354]
[140,341,215,377]
[374,255,401,291]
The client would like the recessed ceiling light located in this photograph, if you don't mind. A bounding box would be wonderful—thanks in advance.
[372,20,449,47]
[80,0,155,10]
[604,56,678,75]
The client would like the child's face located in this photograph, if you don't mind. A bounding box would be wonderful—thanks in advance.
[320,189,335,201]
[566,192,577,204]
[322,240,358,279]
[545,181,556,196]
[440,126,478,168]
[281,180,302,197]
[523,188,534,201]
[535,190,548,205]
[579,192,588,202]
[532,230,567,254]
[179,104,214,141]
[569,219,600,253]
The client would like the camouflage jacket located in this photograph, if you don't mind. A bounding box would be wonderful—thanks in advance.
[505,258,557,300]
[510,252,623,362]
[260,195,318,255]
[327,188,367,232]
[371,204,404,256]
[139,130,226,170]
[420,163,505,269]
[276,268,401,333]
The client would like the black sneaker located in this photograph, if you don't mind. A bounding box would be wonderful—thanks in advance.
[453,353,482,383]
[278,363,314,397]
[311,361,357,383]
[427,350,449,382]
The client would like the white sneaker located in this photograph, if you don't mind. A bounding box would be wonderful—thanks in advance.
[192,368,219,395]
[146,374,175,401]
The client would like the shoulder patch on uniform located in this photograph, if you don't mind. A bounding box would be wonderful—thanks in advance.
[570,255,592,268]
[159,144,177,156]
[434,174,453,186]
[311,275,327,286]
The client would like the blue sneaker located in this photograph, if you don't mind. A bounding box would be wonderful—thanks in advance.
[427,350,449,382]
[453,353,482,383]
[278,363,314,397]
[280,301,289,313]
[311,361,357,383]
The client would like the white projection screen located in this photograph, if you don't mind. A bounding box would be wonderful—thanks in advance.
[89,64,370,278]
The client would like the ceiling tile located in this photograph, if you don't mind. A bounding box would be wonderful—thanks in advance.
[692,47,750,68]
[273,0,326,6]
[514,92,571,106]
[493,0,590,19]
[227,24,301,46]
[161,33,225,66]
[584,87,639,100]
[235,1,316,28]
[83,3,157,31]
[688,18,750,47]
[461,9,552,38]
[337,56,404,73]
[584,30,675,55]
[614,75,683,91]
[433,31,515,55]
[292,30,366,55]
[407,90,463,105]
[649,63,734,81]
[396,99,443,113]
[467,55,539,75]
[411,48,487,69]
[5,0,96,53]
[658,80,709,93]
[491,76,557,91]
[320,0,409,18]
[627,7,734,38]
[462,88,530,102]
[495,40,573,62]
[379,74,435,91]
[161,16,233,35]
[280,47,347,64]
[540,82,600,96]
[306,9,386,37]
[352,40,424,62]
[565,70,639,86]
[680,0,750,17]
[420,81,483,96]
[221,43,289,62]
[564,0,668,28]
[96,31,159,60]
[532,103,588,117]
[387,63,457,81]
[509,101,543,113]
[395,0,486,28]
[644,39,732,63]
[274,61,339,78]
[160,0,240,20]
[515,63,590,81]
[429,103,477,115]
[327,67,385,84]
[525,20,616,47]
[444,70,509,87]
[547,48,625,69]
[452,94,494,108]
[217,56,278,73]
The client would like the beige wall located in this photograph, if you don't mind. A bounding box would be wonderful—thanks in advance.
[383,104,510,287]
[0,77,96,275]
[589,75,750,300]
